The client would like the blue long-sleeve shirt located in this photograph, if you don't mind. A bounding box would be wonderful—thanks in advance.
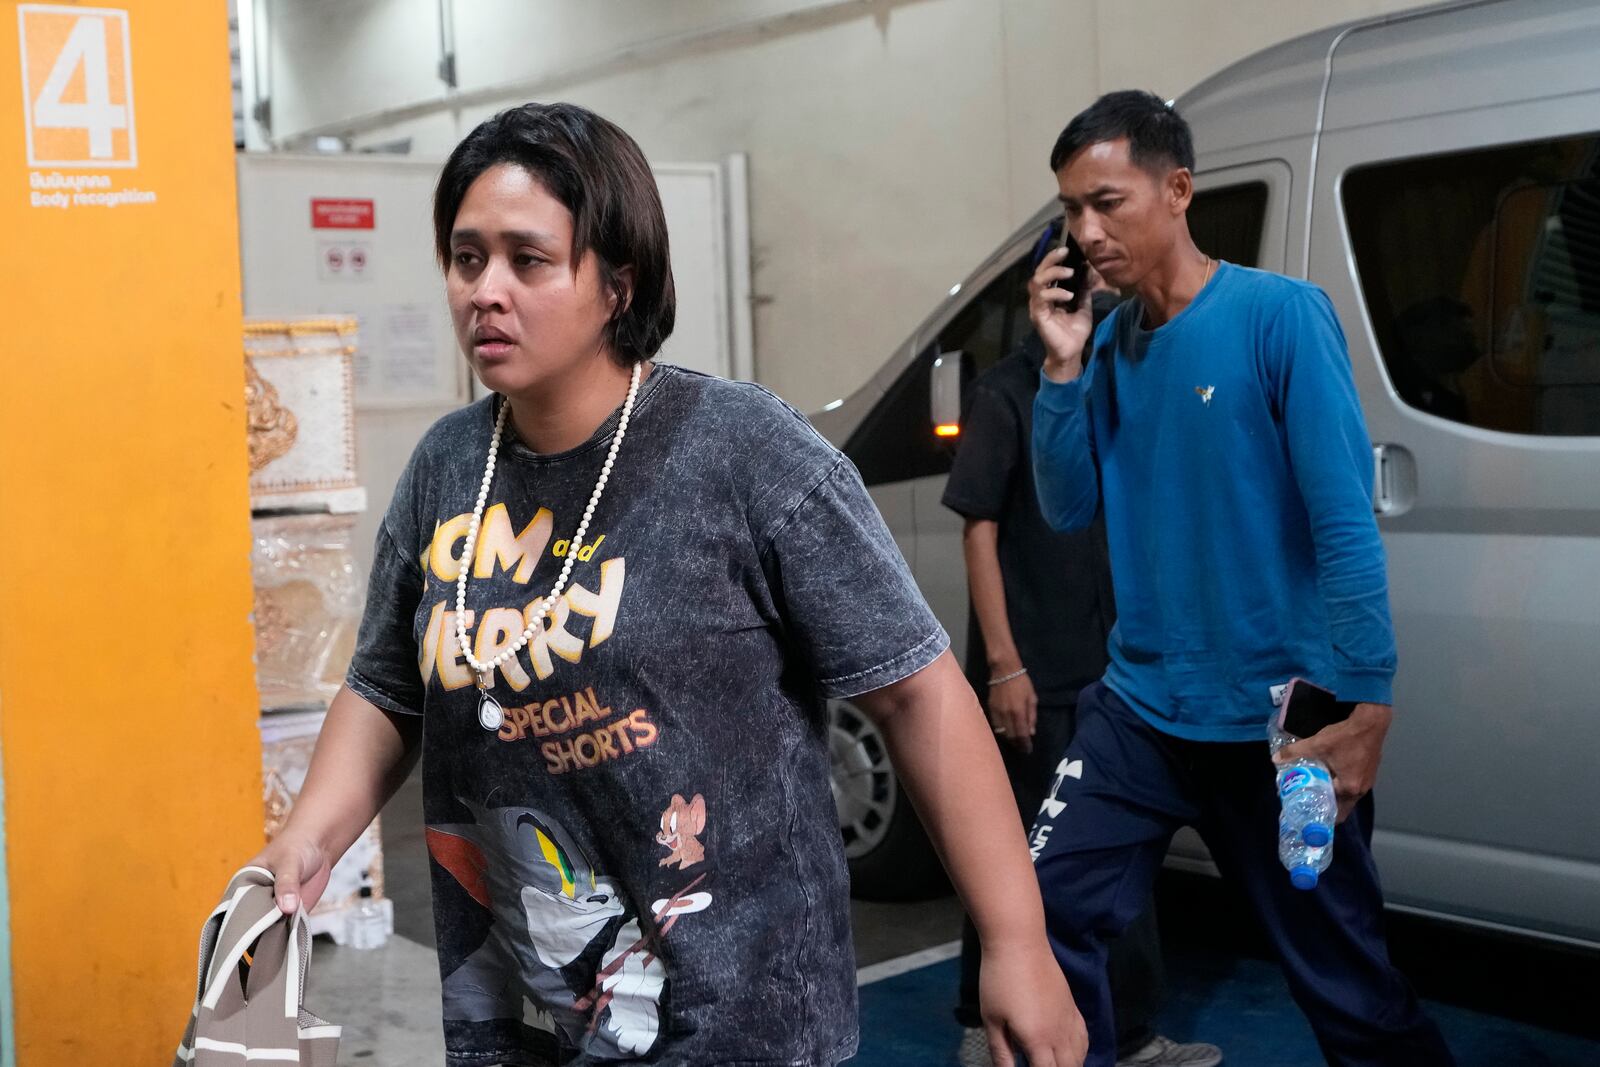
[1032,262,1395,741]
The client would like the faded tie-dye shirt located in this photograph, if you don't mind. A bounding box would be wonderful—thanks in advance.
[347,364,948,1066]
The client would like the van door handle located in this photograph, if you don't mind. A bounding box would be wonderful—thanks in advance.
[1371,443,1415,516]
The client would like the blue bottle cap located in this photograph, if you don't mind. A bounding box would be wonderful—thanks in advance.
[1303,822,1332,848]
[1290,865,1319,891]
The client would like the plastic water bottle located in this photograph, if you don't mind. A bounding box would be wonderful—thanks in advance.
[1269,727,1336,890]
[344,871,388,950]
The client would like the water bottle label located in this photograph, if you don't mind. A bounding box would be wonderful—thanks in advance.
[1277,764,1331,799]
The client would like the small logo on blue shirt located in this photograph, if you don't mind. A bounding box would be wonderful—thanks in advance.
[1195,385,1215,406]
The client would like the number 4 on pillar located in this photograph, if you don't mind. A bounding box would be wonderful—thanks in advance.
[18,6,138,168]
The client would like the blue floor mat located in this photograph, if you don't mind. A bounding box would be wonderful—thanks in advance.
[854,955,1600,1066]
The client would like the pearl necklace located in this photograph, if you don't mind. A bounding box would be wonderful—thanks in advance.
[455,361,643,731]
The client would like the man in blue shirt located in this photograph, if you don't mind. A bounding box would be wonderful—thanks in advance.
[1027,90,1454,1067]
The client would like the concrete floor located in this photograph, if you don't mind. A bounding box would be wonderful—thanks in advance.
[306,933,447,1063]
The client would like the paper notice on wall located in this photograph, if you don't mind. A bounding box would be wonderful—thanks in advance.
[383,304,442,392]
[353,303,450,404]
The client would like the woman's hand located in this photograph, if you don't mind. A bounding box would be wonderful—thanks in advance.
[246,833,334,916]
[980,938,1088,1067]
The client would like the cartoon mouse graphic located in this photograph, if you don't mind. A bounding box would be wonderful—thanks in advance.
[656,793,707,870]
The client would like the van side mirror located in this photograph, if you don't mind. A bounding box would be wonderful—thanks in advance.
[930,348,964,442]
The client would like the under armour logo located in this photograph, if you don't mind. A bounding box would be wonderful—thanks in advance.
[1195,385,1215,406]
[1038,757,1083,820]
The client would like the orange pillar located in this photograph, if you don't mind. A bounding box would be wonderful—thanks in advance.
[0,4,262,1062]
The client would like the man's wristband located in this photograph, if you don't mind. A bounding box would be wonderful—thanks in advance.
[989,667,1028,687]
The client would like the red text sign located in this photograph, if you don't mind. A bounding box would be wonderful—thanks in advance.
[310,198,374,229]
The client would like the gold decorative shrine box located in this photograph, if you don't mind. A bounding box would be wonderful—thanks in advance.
[245,318,364,514]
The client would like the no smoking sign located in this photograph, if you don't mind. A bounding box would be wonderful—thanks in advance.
[317,240,372,282]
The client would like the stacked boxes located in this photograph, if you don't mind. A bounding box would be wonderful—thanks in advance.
[245,317,388,942]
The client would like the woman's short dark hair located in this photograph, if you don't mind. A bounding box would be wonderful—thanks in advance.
[1049,90,1196,177]
[434,102,675,364]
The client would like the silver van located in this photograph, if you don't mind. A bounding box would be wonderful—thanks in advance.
[814,0,1600,948]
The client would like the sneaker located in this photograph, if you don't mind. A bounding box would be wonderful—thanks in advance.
[1116,1034,1224,1067]
[957,1026,994,1067]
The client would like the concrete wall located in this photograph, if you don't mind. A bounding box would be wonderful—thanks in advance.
[257,0,1422,412]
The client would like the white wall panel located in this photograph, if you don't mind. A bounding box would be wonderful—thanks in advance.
[254,0,1424,412]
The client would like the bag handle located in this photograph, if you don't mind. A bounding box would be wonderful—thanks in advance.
[175,867,339,1067]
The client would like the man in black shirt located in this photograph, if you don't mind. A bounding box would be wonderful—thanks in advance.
[942,228,1220,1067]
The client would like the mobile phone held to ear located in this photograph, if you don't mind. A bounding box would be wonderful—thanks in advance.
[1043,217,1087,313]
[1277,678,1356,740]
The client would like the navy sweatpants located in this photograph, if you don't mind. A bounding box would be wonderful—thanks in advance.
[1030,682,1454,1067]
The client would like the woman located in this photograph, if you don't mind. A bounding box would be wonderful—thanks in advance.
[250,102,1084,1067]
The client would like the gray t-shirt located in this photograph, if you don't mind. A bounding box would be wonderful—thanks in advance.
[347,364,948,1067]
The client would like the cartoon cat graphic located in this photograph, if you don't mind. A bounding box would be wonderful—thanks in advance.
[656,793,707,870]
[426,801,666,1058]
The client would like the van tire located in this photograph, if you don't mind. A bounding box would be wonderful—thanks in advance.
[829,698,950,900]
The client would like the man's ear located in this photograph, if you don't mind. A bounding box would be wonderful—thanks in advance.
[1168,167,1195,216]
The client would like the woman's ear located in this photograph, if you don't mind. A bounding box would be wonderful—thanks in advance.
[610,266,636,319]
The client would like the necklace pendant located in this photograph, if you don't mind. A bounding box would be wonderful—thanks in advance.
[477,688,506,732]
[474,671,504,731]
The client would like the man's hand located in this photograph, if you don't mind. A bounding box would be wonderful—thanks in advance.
[980,938,1088,1067]
[988,670,1039,754]
[1028,246,1098,383]
[1274,702,1393,823]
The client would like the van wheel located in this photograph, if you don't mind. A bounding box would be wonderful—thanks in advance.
[828,699,949,900]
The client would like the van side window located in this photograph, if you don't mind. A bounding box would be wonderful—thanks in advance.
[1190,181,1268,268]
[846,182,1271,486]
[846,257,1032,486]
[1344,135,1600,435]
[937,258,1036,380]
